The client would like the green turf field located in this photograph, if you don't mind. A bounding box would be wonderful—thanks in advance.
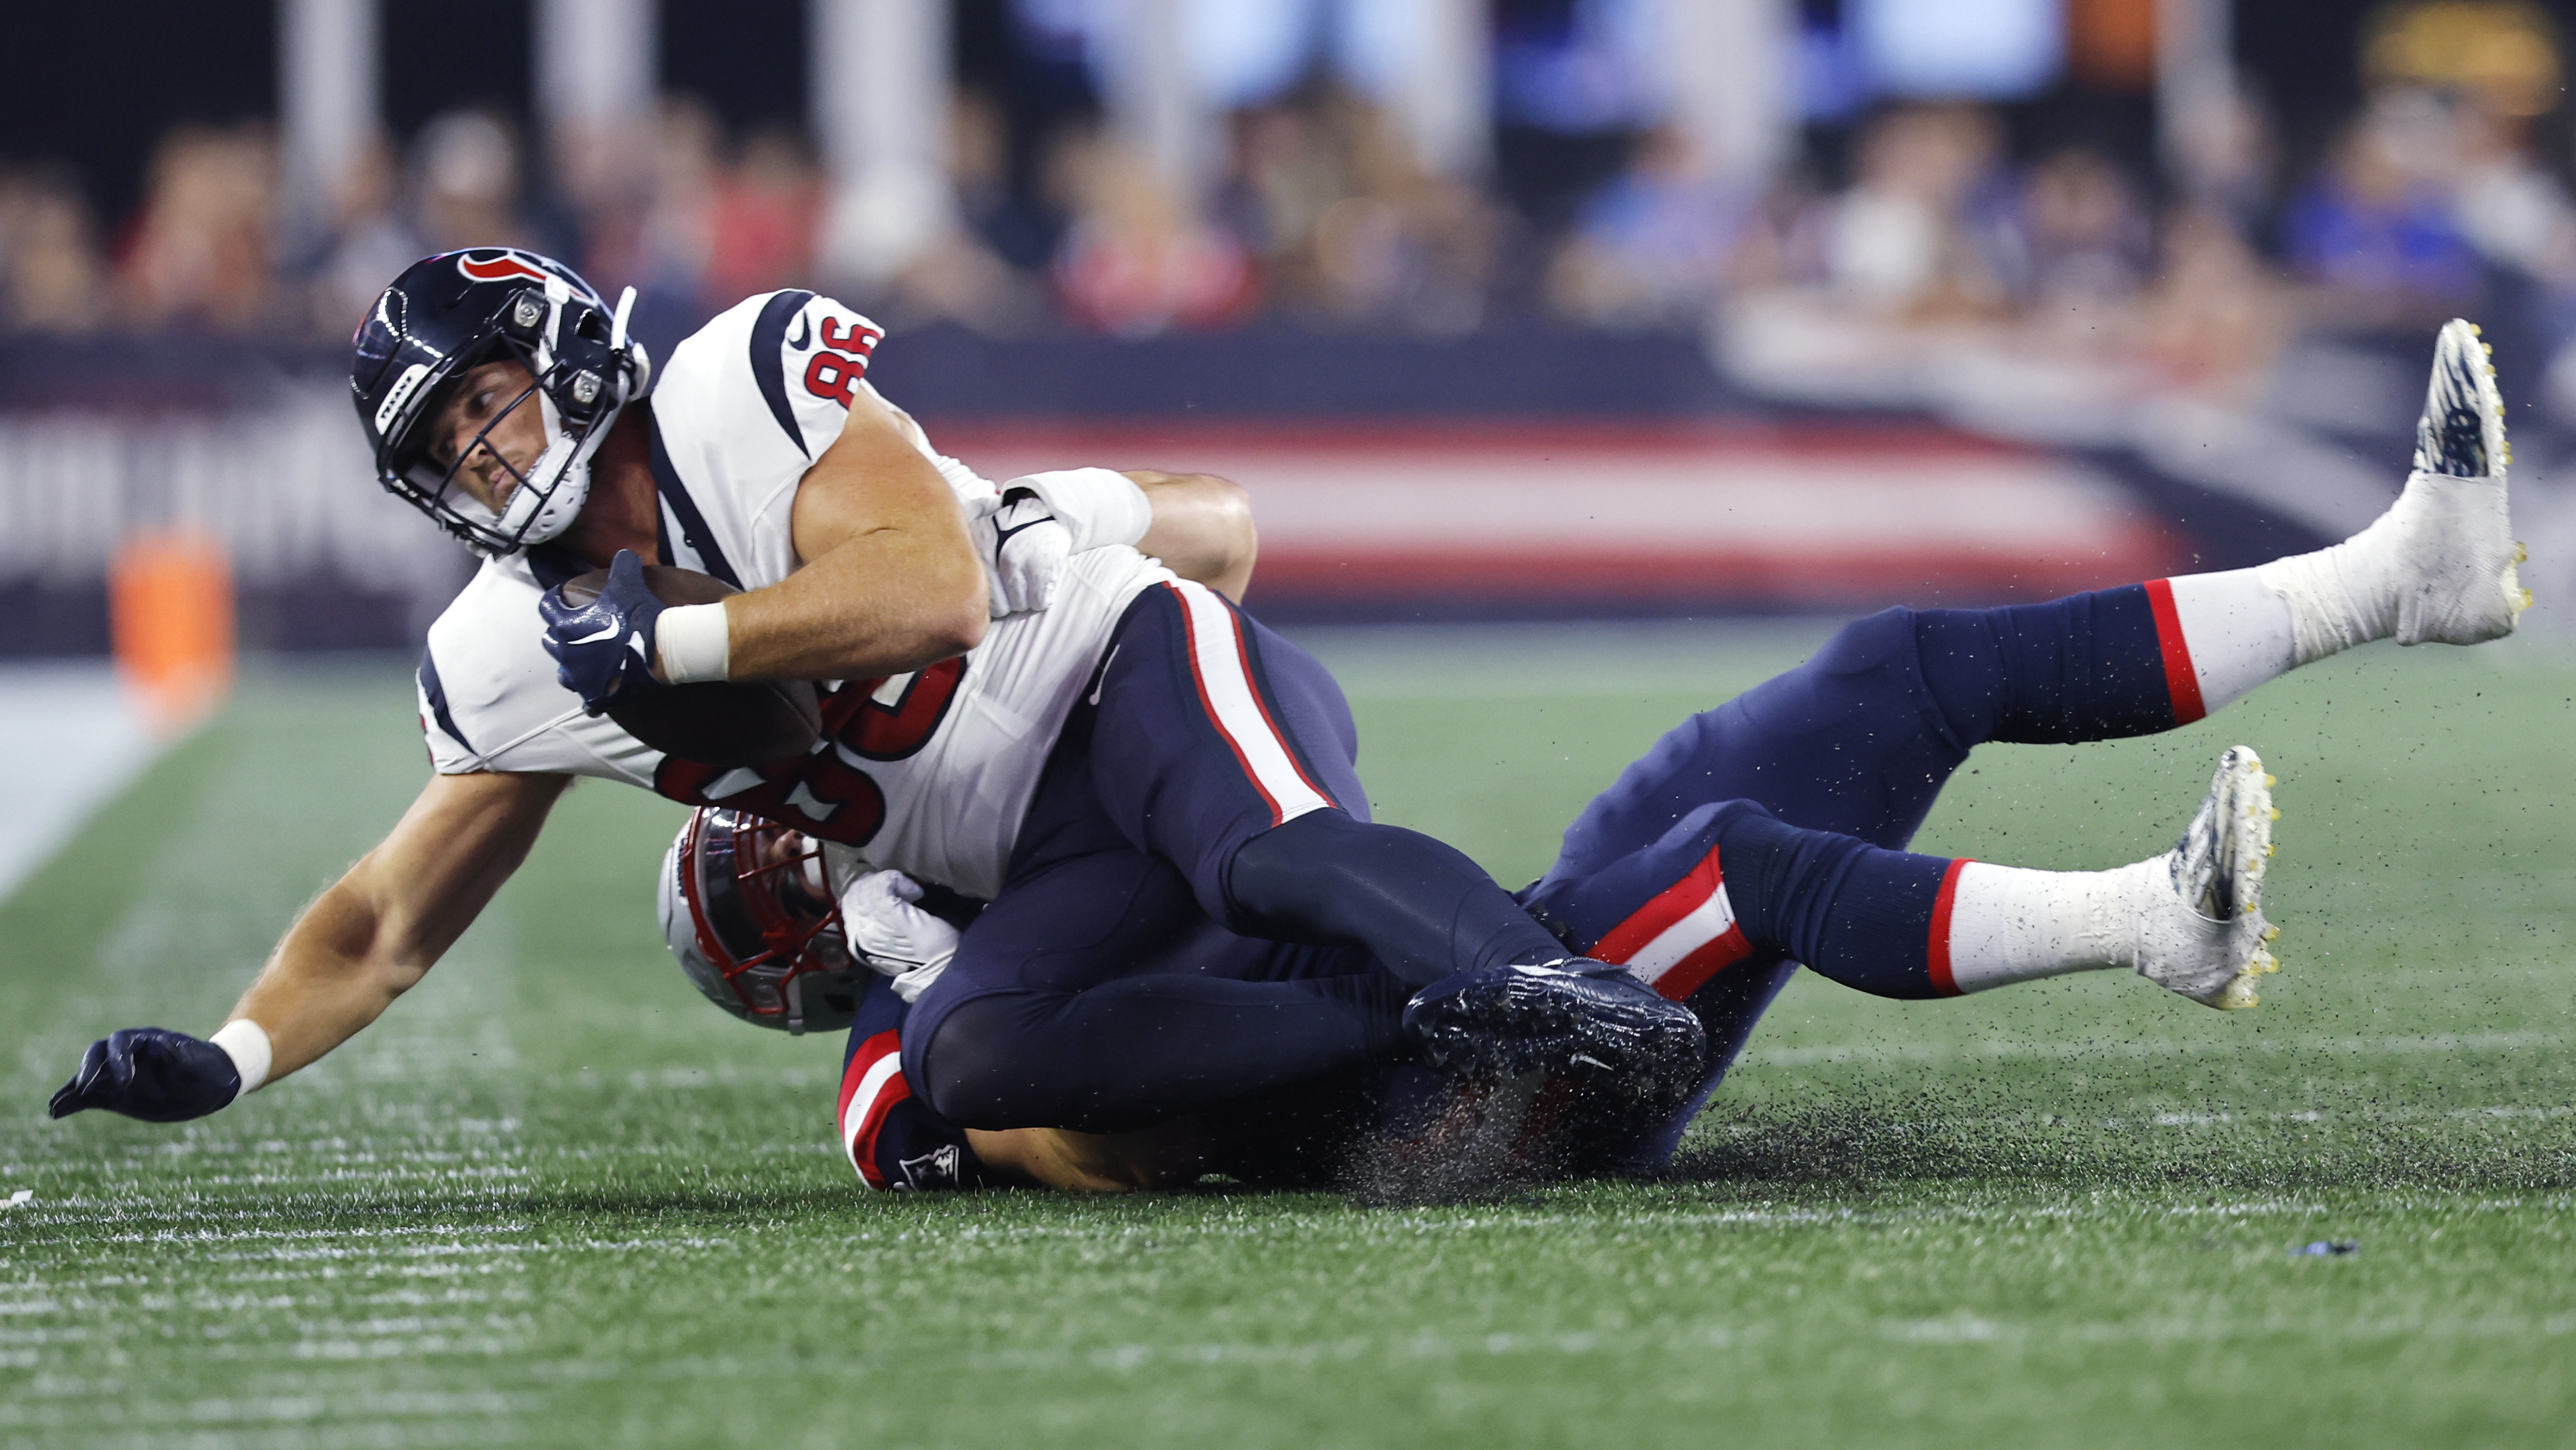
[2,626,2572,1449]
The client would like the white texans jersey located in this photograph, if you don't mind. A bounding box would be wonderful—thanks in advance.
[414,289,1172,899]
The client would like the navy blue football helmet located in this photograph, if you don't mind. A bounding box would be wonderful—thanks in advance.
[349,248,650,556]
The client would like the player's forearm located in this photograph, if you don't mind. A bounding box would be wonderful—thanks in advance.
[226,771,566,1086]
[229,880,430,1082]
[721,529,988,681]
[1130,471,1257,603]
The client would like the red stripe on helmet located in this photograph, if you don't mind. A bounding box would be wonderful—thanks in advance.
[457,252,551,284]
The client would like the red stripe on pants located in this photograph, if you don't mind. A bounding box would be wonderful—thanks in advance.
[1926,858,1973,997]
[2143,578,2207,724]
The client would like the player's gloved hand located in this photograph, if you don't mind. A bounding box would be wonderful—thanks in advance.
[538,548,665,714]
[973,487,1072,618]
[48,1027,242,1123]
[1004,468,1153,553]
[839,870,961,1002]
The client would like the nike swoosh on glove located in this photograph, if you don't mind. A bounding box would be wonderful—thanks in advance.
[976,487,1072,618]
[538,548,666,714]
[48,1027,243,1123]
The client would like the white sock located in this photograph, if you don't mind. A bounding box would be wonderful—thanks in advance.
[1941,860,2165,993]
[2251,485,2428,667]
[2156,570,2298,717]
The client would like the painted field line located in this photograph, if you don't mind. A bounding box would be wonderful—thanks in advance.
[0,662,162,905]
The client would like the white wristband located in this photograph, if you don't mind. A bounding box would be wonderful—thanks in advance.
[1013,469,1153,553]
[656,603,732,684]
[210,1018,272,1096]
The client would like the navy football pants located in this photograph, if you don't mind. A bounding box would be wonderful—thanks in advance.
[906,584,2194,1139]
[1521,588,2192,1166]
[905,580,1545,1132]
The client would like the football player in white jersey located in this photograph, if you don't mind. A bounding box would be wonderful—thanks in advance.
[49,246,1703,1126]
[42,249,1240,1120]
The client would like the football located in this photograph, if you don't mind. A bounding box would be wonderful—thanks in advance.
[555,563,821,767]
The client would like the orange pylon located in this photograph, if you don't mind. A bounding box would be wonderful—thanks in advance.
[109,532,233,735]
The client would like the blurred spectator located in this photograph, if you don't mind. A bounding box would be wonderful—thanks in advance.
[119,123,277,333]
[287,134,423,339]
[413,111,535,255]
[700,128,823,310]
[1308,99,1497,334]
[2013,147,2151,314]
[0,169,106,333]
[1216,100,1349,310]
[2450,92,2576,287]
[549,112,656,302]
[1545,126,1753,329]
[1208,89,1500,335]
[620,97,724,345]
[845,92,1046,336]
[2136,203,2291,391]
[2283,91,2482,327]
[1824,104,2013,318]
[950,87,1062,275]
[1053,131,1256,336]
[2165,80,2279,243]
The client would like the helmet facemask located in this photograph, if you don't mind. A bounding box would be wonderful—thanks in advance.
[368,261,650,558]
[658,808,865,1034]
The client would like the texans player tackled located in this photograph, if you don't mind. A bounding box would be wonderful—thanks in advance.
[46,247,1702,1126]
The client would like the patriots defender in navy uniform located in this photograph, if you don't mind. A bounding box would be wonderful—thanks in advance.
[48,245,1699,1127]
[657,320,2528,1192]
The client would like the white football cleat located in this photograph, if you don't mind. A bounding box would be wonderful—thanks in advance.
[2132,746,2279,1011]
[2258,320,2530,661]
[2388,318,2528,644]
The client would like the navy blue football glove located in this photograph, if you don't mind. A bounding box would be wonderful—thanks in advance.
[538,548,666,714]
[48,1027,241,1123]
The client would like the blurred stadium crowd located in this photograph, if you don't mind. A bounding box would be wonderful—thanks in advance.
[0,1,2569,416]
[8,0,2576,658]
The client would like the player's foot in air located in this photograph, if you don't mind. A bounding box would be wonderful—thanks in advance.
[2261,319,2529,658]
[1402,958,1707,1107]
[2129,746,2280,1010]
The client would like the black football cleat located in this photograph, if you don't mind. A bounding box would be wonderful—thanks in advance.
[1402,959,1706,1110]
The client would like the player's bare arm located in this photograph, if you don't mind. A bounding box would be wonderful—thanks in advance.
[232,770,569,1082]
[48,769,569,1121]
[1129,470,1256,603]
[725,386,990,682]
[434,356,988,688]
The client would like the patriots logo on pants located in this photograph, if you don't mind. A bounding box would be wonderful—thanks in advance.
[899,1144,965,1191]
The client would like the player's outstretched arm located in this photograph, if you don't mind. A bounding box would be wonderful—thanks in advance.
[48,769,569,1122]
[725,388,991,683]
[1129,470,1256,603]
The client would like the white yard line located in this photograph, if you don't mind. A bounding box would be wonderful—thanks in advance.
[0,662,162,906]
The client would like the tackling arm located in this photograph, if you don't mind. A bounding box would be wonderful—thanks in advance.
[1129,470,1257,603]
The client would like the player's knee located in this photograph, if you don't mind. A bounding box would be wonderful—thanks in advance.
[1815,606,1923,680]
[913,993,1062,1129]
[1221,808,1360,930]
